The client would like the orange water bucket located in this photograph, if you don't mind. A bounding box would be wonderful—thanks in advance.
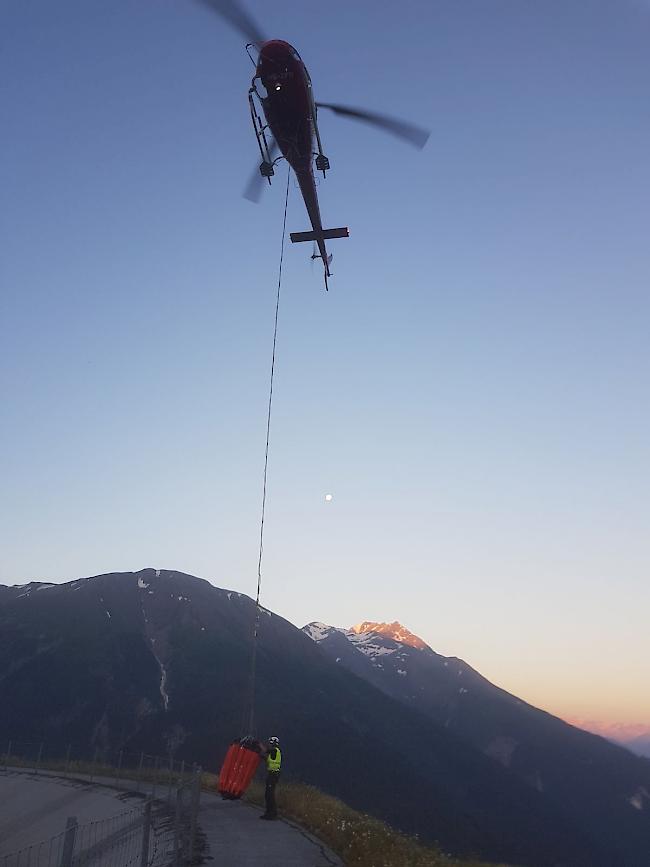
[218,740,261,798]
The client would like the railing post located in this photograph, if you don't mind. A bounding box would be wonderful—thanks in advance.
[89,747,98,783]
[151,755,159,799]
[64,744,72,779]
[136,752,144,793]
[167,754,174,805]
[173,787,183,867]
[59,816,77,867]
[189,766,201,865]
[140,800,152,867]
[115,750,123,788]
[35,741,44,775]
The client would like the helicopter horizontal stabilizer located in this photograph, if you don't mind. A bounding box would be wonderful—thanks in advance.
[290,227,349,243]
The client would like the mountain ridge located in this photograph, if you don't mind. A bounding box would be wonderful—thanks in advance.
[303,617,650,864]
[348,620,430,650]
[2,570,650,866]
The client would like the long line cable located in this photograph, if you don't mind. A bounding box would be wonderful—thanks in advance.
[247,165,291,735]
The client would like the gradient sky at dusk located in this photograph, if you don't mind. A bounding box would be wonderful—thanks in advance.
[2,0,649,730]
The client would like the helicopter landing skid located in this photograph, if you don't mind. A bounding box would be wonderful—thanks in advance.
[248,85,279,184]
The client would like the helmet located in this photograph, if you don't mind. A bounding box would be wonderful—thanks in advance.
[268,736,280,746]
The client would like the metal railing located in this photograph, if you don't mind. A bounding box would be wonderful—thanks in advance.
[0,742,203,867]
[2,802,157,867]
[1,742,197,793]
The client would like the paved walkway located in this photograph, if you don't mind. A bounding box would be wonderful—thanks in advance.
[198,795,342,866]
[0,771,148,855]
[0,769,343,866]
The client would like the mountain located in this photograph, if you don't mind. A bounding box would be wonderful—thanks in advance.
[563,719,650,760]
[1,572,649,866]
[303,619,650,867]
[349,620,430,649]
[624,735,650,759]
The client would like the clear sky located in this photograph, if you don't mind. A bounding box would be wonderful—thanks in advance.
[2,0,649,730]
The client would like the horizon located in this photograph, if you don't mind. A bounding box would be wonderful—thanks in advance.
[2,1,649,744]
[3,565,648,738]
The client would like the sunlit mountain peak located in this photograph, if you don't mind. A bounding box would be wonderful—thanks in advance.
[348,620,429,650]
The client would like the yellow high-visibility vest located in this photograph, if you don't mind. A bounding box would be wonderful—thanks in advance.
[266,747,282,773]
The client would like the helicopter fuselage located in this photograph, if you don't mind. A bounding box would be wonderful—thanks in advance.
[251,40,348,284]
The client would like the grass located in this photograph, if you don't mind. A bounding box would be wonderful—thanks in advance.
[1,753,196,789]
[237,777,509,867]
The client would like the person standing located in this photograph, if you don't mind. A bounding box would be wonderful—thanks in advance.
[258,736,282,820]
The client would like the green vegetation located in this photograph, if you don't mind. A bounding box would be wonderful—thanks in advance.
[241,777,509,867]
[2,753,197,789]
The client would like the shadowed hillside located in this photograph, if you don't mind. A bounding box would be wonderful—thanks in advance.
[2,569,649,866]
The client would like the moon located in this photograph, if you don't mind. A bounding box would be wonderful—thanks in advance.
[324,493,333,502]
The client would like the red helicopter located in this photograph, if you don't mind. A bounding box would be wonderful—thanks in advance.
[197,0,430,288]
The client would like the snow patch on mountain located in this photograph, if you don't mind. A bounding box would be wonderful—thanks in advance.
[303,620,430,664]
[12,582,56,596]
[348,633,397,657]
[629,787,649,811]
[303,622,340,642]
[149,639,169,711]
[485,736,519,769]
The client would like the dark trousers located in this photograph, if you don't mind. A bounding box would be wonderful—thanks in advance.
[265,772,279,817]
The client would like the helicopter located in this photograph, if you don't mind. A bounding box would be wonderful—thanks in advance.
[197,0,430,288]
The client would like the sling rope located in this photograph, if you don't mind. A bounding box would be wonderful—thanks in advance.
[247,165,291,735]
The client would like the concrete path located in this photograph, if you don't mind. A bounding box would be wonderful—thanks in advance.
[198,796,342,866]
[0,769,343,867]
[0,771,148,855]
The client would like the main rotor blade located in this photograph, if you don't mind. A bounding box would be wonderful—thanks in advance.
[194,0,266,45]
[316,103,430,149]
[243,139,280,202]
